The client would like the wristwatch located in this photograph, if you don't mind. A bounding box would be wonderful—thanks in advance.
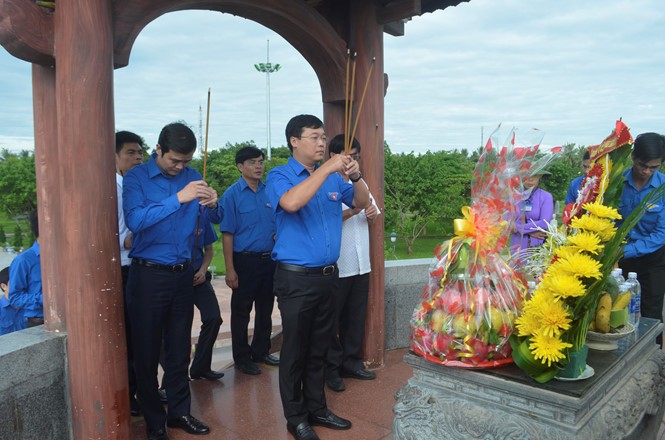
[350,172,362,183]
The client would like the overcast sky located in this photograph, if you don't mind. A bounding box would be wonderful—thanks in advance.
[0,0,663,154]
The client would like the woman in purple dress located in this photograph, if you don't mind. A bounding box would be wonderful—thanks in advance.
[510,171,554,256]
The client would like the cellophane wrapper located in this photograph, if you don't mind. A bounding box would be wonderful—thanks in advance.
[409,127,545,367]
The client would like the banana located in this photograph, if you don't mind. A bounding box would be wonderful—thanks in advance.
[594,293,612,333]
[612,291,631,311]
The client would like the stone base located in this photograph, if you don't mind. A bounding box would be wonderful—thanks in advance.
[394,319,665,440]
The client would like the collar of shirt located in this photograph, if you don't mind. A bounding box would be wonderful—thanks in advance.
[237,176,266,193]
[287,155,318,177]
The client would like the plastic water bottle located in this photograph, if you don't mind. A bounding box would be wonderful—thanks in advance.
[626,272,641,327]
[611,268,625,285]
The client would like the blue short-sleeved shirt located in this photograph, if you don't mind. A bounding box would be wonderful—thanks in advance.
[220,177,275,253]
[266,156,354,266]
[1,296,26,335]
[8,241,42,319]
[565,175,584,205]
[191,221,218,271]
[123,153,221,265]
[619,168,665,259]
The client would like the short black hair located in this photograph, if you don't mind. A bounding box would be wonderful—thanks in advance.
[583,149,590,161]
[285,114,323,152]
[236,146,264,164]
[29,209,38,239]
[0,267,8,286]
[633,132,665,162]
[158,122,197,155]
[328,134,361,155]
[115,131,144,154]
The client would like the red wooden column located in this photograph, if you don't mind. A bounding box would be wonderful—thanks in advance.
[32,64,67,332]
[54,0,130,438]
[323,2,386,369]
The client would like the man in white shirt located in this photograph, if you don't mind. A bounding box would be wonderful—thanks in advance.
[325,134,379,392]
[115,130,145,416]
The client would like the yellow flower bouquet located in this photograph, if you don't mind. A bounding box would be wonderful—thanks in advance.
[511,121,665,382]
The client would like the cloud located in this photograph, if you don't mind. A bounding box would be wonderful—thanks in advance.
[1,0,664,154]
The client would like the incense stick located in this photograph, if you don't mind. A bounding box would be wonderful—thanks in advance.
[349,57,375,153]
[203,88,211,180]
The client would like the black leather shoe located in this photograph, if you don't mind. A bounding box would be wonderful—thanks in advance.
[286,421,320,440]
[326,377,345,392]
[236,361,261,375]
[147,428,169,440]
[130,396,141,416]
[191,370,225,381]
[341,368,376,380]
[166,415,210,435]
[259,353,280,366]
[158,388,168,404]
[309,410,352,430]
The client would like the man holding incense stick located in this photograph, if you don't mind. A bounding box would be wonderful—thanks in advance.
[124,121,219,440]
[267,114,370,440]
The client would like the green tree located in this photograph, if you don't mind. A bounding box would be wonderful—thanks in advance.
[384,145,474,254]
[0,149,37,217]
[541,143,587,204]
[12,224,23,249]
[0,225,5,245]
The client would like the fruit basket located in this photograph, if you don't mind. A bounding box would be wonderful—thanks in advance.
[587,323,635,350]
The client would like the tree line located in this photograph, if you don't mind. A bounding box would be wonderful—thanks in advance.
[0,142,588,255]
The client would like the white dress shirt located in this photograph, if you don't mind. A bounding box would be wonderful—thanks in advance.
[116,173,131,266]
[337,186,380,278]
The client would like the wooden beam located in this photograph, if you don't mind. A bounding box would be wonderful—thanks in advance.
[0,0,54,66]
[377,0,421,25]
[383,20,405,37]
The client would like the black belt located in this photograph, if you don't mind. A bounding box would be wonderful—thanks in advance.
[27,317,45,325]
[237,251,272,258]
[277,262,337,276]
[133,258,190,272]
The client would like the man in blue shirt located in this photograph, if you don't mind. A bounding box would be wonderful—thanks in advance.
[123,122,219,440]
[189,220,224,381]
[1,266,26,335]
[220,146,277,376]
[618,132,665,346]
[9,210,43,327]
[565,149,591,205]
[266,114,369,440]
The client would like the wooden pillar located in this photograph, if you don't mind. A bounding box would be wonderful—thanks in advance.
[32,64,66,332]
[54,0,130,438]
[323,1,386,368]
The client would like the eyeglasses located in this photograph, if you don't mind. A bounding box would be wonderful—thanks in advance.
[635,161,662,172]
[299,134,328,144]
[350,154,361,161]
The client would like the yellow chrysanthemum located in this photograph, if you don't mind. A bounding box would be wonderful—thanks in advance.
[539,274,586,299]
[570,215,617,242]
[582,202,622,220]
[550,253,602,280]
[515,312,542,337]
[524,286,557,309]
[554,245,581,260]
[529,331,573,367]
[566,231,604,255]
[534,302,572,337]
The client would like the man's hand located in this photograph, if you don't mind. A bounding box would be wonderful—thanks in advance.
[530,231,547,239]
[193,270,206,286]
[225,269,239,289]
[177,181,216,205]
[344,157,361,180]
[123,233,132,250]
[321,153,351,175]
[365,204,379,222]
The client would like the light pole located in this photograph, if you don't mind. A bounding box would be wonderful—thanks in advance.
[390,230,398,260]
[254,39,281,161]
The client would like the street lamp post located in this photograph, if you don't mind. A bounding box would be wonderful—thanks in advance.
[390,230,398,260]
[254,39,281,161]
